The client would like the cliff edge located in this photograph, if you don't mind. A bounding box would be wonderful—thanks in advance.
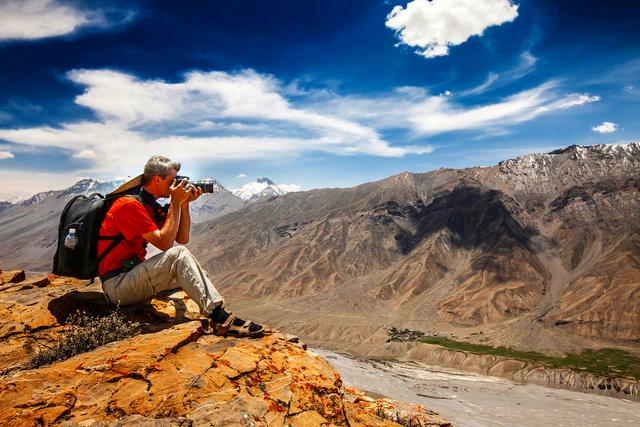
[0,269,451,426]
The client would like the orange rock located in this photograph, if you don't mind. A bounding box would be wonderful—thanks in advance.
[0,271,452,426]
[288,409,329,426]
[0,270,25,285]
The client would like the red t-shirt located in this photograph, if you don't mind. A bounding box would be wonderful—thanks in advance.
[97,197,164,276]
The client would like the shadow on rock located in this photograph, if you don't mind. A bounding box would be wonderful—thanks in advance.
[47,290,200,333]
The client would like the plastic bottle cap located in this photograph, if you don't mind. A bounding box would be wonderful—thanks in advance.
[69,228,76,233]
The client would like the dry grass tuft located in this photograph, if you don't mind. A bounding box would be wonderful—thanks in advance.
[26,310,140,369]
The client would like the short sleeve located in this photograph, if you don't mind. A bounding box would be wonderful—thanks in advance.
[112,199,159,240]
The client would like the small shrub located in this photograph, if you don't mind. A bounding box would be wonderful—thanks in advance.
[386,326,424,342]
[26,310,140,369]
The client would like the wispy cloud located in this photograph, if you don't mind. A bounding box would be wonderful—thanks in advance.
[236,173,247,178]
[277,183,302,193]
[592,121,618,133]
[385,0,519,58]
[0,150,15,159]
[551,94,600,110]
[72,149,97,159]
[0,111,13,122]
[461,51,538,96]
[319,81,600,136]
[0,0,133,42]
[0,69,431,177]
[409,85,599,135]
[0,68,601,181]
[580,58,640,87]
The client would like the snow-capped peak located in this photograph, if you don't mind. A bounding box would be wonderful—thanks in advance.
[16,178,125,206]
[59,178,124,198]
[232,177,285,201]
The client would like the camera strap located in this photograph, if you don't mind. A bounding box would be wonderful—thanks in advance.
[139,188,169,225]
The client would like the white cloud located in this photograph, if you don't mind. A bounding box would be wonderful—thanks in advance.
[386,0,519,58]
[0,150,15,159]
[592,121,618,133]
[319,81,600,136]
[552,94,600,110]
[0,69,433,179]
[0,0,106,41]
[462,73,499,97]
[236,173,247,178]
[277,184,302,193]
[625,85,635,93]
[0,67,601,187]
[461,51,537,96]
[67,69,391,143]
[68,70,184,125]
[72,149,97,159]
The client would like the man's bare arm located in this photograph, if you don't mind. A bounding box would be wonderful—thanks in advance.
[142,204,181,251]
[175,203,190,244]
[175,185,202,245]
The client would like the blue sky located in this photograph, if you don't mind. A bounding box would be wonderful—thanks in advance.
[0,0,638,200]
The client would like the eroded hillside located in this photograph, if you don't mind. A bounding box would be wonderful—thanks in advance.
[188,143,640,355]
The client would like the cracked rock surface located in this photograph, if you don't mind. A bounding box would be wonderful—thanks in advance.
[0,269,451,426]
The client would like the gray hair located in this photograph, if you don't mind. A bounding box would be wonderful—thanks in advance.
[141,155,181,185]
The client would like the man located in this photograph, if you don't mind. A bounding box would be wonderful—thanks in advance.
[98,155,263,337]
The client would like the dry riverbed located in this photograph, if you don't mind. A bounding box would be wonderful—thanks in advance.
[314,348,640,427]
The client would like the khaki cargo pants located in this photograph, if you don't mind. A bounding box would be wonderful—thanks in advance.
[101,246,224,315]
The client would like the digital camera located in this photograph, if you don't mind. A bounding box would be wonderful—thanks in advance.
[174,176,216,193]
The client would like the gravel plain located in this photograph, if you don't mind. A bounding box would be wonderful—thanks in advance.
[315,348,640,427]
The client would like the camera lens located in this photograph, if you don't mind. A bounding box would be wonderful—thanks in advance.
[193,182,214,193]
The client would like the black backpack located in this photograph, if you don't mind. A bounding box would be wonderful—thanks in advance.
[52,188,143,280]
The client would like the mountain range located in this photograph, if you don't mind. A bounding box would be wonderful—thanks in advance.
[0,176,293,271]
[1,143,638,358]
[184,143,640,356]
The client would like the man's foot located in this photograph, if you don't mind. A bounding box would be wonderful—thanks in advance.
[209,306,264,337]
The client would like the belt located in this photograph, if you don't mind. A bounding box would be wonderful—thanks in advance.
[100,268,125,283]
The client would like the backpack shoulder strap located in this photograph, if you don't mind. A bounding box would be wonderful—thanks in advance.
[96,234,124,263]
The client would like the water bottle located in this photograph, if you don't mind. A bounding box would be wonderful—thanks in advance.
[64,228,78,250]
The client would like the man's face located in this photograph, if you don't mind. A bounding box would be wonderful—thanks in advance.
[157,168,178,198]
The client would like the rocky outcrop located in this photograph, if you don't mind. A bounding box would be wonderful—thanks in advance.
[402,343,640,401]
[0,269,451,426]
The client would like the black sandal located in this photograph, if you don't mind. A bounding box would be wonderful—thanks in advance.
[212,312,264,337]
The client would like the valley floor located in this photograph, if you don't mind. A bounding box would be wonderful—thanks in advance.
[315,348,640,427]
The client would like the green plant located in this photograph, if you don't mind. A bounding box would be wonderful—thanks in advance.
[418,335,640,380]
[385,327,640,380]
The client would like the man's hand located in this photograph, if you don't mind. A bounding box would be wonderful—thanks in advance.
[186,184,203,203]
[170,178,191,206]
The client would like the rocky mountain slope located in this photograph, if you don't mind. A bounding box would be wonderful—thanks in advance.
[0,175,295,270]
[186,176,298,222]
[0,268,451,426]
[0,179,122,272]
[179,178,245,223]
[187,143,640,356]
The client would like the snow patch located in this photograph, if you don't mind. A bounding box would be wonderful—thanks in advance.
[232,177,297,201]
